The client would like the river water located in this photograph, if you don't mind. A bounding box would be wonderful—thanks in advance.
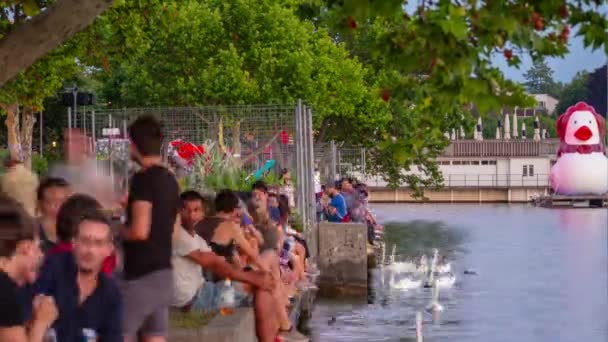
[306,204,608,342]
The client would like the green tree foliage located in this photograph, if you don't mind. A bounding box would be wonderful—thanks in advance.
[585,64,607,117]
[555,71,590,115]
[0,1,83,166]
[523,60,561,98]
[296,0,606,193]
[89,0,390,146]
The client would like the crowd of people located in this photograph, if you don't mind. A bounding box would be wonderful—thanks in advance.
[317,177,383,243]
[0,115,316,342]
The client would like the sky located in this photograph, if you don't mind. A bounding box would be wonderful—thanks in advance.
[491,34,607,84]
[399,2,607,85]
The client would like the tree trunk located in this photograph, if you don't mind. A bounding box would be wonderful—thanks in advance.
[20,107,37,169]
[0,0,115,86]
[2,103,21,162]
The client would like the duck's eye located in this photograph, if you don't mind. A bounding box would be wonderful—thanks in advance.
[574,120,578,124]
[589,120,592,124]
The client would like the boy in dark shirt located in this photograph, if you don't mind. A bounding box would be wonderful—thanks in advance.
[0,196,58,341]
[36,210,122,341]
[120,115,180,342]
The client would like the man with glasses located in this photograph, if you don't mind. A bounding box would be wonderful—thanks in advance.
[35,210,122,341]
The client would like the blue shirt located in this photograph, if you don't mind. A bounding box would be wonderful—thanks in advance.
[35,252,123,342]
[328,193,347,222]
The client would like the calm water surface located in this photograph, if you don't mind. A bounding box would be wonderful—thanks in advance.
[307,204,608,342]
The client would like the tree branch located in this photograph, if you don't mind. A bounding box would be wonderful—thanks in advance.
[0,0,114,86]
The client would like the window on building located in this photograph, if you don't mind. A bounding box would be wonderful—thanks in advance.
[488,160,497,165]
[471,160,480,165]
[461,161,471,165]
[538,101,545,108]
[529,164,534,176]
[481,160,488,165]
[438,160,451,165]
[452,160,462,165]
[523,165,528,177]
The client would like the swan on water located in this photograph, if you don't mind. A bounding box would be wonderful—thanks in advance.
[425,281,444,313]
[389,268,423,290]
[436,256,451,273]
[435,273,456,288]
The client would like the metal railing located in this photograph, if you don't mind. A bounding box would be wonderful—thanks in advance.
[66,103,318,257]
[362,173,551,188]
[443,139,561,157]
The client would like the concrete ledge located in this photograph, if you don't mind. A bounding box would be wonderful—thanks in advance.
[318,222,368,295]
[169,308,256,342]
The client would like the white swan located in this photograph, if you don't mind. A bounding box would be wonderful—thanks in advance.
[435,273,456,288]
[386,260,418,273]
[436,256,451,273]
[389,270,422,290]
[425,281,444,313]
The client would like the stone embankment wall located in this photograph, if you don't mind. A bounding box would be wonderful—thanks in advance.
[317,222,368,296]
[369,187,549,203]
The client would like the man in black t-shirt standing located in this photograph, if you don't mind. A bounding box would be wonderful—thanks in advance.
[120,115,180,342]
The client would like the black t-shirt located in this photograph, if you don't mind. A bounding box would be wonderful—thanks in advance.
[123,165,180,280]
[0,271,24,327]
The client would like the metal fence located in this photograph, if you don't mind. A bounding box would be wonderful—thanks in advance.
[314,141,366,185]
[67,102,318,255]
[314,142,563,189]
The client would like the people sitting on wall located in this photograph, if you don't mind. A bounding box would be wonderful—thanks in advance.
[246,195,309,342]
[172,190,281,342]
[323,182,349,222]
[0,195,59,342]
[196,190,267,272]
[36,178,71,254]
[48,194,117,276]
[340,178,365,223]
[35,209,122,341]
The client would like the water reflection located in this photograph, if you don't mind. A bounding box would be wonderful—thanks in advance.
[308,204,607,342]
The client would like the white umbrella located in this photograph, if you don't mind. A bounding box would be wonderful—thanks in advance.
[521,121,527,139]
[512,112,518,138]
[533,116,540,141]
[444,131,451,140]
[459,126,465,140]
[450,128,456,140]
[476,117,483,141]
[504,113,511,140]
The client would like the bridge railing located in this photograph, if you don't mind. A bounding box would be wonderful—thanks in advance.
[363,173,551,188]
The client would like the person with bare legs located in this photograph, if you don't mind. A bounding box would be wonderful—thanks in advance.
[173,190,278,342]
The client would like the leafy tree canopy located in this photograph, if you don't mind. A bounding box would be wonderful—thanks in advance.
[523,59,561,98]
[89,0,391,146]
[555,71,589,115]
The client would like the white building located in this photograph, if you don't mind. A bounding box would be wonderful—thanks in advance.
[354,139,561,188]
[532,94,558,114]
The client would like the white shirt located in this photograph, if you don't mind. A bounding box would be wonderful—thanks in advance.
[171,227,211,307]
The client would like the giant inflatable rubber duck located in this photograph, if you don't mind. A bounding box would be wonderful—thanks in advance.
[550,102,608,195]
